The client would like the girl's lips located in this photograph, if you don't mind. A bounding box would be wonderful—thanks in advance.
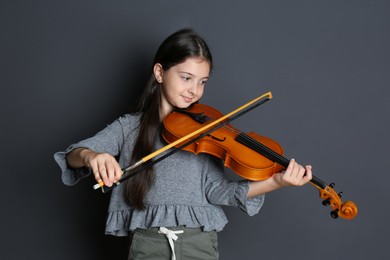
[182,96,193,103]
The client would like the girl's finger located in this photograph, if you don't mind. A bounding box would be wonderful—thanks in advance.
[285,158,296,176]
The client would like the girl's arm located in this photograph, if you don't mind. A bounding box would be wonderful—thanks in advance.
[247,159,312,198]
[66,147,90,168]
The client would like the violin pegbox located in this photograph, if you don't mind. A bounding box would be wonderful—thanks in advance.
[318,182,358,220]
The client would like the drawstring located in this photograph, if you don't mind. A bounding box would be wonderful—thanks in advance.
[158,227,184,260]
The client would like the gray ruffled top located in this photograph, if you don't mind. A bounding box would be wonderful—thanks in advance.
[54,114,265,236]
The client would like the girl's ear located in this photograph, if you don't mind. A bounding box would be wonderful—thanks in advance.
[153,63,163,83]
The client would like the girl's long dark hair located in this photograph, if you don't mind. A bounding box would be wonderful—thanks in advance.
[125,28,213,210]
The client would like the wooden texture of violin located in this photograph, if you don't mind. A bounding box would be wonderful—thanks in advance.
[163,102,358,220]
[163,103,285,181]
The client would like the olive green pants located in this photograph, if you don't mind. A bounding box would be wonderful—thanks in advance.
[128,226,219,260]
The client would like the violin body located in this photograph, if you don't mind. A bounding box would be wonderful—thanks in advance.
[163,103,285,180]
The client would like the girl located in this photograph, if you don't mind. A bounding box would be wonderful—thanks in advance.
[54,28,312,260]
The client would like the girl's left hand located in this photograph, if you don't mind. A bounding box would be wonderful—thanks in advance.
[247,159,312,198]
[273,159,312,187]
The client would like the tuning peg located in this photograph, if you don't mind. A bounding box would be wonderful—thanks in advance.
[322,198,331,206]
[331,209,339,219]
[338,192,343,198]
[329,183,335,188]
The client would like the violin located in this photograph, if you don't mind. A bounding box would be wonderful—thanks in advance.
[162,100,358,220]
[93,92,357,220]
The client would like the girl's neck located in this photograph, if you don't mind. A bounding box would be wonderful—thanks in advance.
[159,95,175,121]
[159,105,173,121]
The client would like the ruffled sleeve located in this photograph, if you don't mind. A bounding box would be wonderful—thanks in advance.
[53,115,137,186]
[204,156,265,216]
[53,145,92,186]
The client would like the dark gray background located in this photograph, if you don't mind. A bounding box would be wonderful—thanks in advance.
[1,0,389,259]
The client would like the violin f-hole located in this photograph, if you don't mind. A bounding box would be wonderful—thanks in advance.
[207,134,226,142]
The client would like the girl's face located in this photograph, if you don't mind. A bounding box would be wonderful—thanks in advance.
[154,57,210,119]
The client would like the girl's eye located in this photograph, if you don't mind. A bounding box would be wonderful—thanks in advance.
[182,76,191,81]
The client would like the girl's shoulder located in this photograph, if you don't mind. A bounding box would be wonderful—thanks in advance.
[116,112,142,135]
[118,113,141,125]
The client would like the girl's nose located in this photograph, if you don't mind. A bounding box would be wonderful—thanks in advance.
[188,83,198,96]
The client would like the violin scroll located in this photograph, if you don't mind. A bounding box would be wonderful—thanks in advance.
[338,201,358,220]
[318,182,358,220]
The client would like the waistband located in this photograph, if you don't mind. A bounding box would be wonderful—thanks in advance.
[134,226,204,237]
[134,226,206,260]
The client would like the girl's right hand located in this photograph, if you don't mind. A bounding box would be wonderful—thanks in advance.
[80,149,123,187]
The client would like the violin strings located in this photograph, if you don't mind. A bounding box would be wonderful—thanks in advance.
[204,116,277,155]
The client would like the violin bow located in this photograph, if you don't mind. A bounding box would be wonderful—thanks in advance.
[93,91,273,192]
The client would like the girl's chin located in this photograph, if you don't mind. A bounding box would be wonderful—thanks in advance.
[175,102,195,109]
